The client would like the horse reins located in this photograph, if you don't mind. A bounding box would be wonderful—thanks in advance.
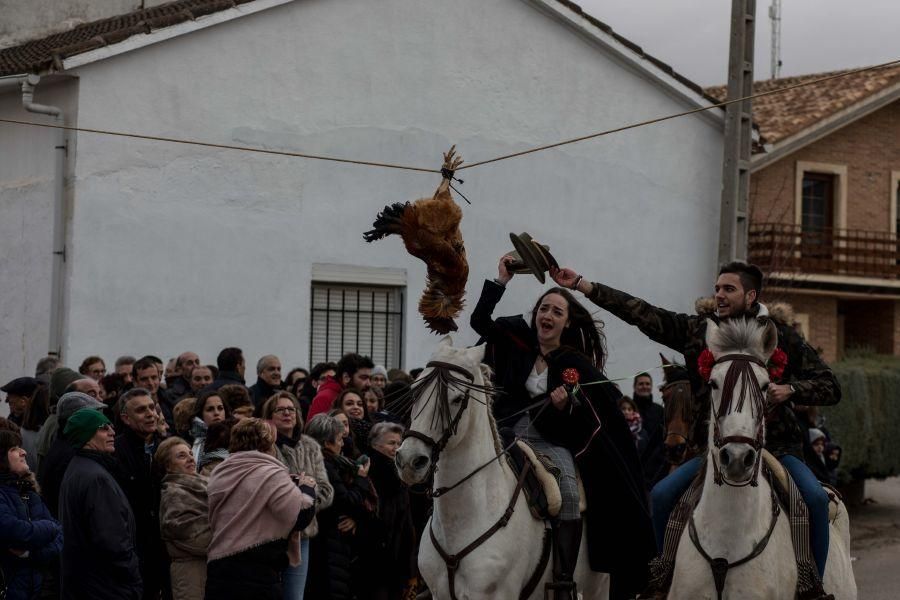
[688,469,782,600]
[708,354,768,488]
[403,360,551,600]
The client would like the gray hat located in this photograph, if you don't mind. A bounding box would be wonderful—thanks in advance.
[57,391,105,422]
[50,368,83,405]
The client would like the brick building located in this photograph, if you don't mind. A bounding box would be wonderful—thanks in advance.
[710,66,900,362]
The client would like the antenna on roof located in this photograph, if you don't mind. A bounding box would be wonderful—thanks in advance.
[769,0,782,79]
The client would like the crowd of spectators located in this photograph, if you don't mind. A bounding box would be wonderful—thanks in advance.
[0,348,420,600]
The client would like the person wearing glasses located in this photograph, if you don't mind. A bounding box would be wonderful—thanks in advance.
[261,391,334,600]
[59,407,142,599]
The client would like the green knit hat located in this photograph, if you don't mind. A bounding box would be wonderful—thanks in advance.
[63,408,112,448]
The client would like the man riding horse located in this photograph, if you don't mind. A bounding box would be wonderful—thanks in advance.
[551,261,838,600]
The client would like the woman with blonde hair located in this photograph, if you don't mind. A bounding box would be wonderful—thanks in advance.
[260,392,334,600]
[205,418,317,599]
[153,436,210,600]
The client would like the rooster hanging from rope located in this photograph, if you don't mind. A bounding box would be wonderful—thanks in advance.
[363,147,468,334]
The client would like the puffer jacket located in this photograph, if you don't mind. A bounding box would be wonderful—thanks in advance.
[274,434,334,538]
[0,475,63,600]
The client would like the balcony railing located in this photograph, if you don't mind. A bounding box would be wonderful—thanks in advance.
[748,223,900,280]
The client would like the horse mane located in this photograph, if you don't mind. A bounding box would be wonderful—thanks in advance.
[478,363,504,457]
[707,318,770,362]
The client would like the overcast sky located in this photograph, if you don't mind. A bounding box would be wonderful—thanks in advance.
[580,0,900,87]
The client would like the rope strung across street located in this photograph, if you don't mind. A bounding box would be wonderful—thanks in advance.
[1,57,899,174]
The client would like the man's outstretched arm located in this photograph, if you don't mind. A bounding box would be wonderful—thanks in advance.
[552,267,697,354]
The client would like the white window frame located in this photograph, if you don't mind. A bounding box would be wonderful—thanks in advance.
[309,264,407,369]
[890,170,900,236]
[794,161,847,229]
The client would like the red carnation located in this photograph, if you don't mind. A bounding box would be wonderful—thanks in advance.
[698,349,715,382]
[768,347,788,381]
[562,368,580,386]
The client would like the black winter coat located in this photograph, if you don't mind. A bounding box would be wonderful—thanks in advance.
[59,450,141,599]
[36,433,75,518]
[0,476,62,600]
[205,539,288,600]
[114,428,167,600]
[248,379,279,409]
[367,451,417,593]
[305,452,378,600]
[471,280,656,599]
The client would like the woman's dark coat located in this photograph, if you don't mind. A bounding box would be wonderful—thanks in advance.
[305,452,378,600]
[0,476,63,600]
[471,279,656,599]
[367,450,417,594]
[58,450,142,600]
[205,539,287,600]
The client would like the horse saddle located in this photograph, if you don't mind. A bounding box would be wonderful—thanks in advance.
[761,450,840,522]
[504,436,587,520]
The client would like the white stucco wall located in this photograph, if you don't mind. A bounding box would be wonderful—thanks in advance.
[0,78,77,400]
[32,0,722,386]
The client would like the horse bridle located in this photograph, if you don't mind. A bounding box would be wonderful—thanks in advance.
[403,360,551,600]
[402,360,473,480]
[660,380,695,465]
[708,353,768,487]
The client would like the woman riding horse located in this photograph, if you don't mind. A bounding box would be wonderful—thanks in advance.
[471,255,655,600]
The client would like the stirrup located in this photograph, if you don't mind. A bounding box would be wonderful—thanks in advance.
[544,579,577,600]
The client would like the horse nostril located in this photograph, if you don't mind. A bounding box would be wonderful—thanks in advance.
[413,456,429,470]
[743,449,757,469]
[718,448,730,467]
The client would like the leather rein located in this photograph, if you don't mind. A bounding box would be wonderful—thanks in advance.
[708,353,768,488]
[403,360,550,600]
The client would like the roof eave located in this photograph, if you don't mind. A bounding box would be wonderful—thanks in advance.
[59,0,295,72]
[526,0,724,128]
[751,79,900,172]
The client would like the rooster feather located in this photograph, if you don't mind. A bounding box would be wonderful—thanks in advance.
[363,147,468,334]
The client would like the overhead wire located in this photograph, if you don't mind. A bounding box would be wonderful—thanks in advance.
[0,58,899,174]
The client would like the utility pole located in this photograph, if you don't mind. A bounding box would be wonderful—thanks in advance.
[718,0,756,265]
[769,0,782,79]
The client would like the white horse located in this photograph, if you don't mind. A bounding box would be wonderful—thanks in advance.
[395,337,609,600]
[668,319,856,599]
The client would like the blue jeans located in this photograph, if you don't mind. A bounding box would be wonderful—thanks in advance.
[649,455,829,580]
[781,455,829,579]
[650,456,702,552]
[283,536,310,600]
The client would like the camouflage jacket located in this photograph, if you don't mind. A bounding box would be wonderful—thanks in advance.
[585,282,841,459]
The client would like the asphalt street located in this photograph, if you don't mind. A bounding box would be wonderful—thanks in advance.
[849,477,900,600]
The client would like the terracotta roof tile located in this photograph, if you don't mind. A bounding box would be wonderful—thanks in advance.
[0,0,255,77]
[705,65,900,144]
[553,0,714,102]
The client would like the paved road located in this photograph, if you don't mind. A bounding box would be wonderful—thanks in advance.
[850,477,900,600]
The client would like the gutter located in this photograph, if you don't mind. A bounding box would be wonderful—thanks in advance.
[21,75,68,360]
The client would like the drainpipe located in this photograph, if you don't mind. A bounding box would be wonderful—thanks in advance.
[21,74,67,361]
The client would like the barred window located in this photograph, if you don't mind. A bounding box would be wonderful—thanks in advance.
[309,283,404,369]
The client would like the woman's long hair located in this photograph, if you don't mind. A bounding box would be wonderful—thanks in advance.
[530,287,607,369]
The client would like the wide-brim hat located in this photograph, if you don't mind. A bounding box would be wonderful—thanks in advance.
[508,232,559,284]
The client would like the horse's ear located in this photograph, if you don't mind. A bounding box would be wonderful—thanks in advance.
[468,343,486,364]
[704,319,721,357]
[439,335,453,348]
[659,353,671,366]
[762,320,778,359]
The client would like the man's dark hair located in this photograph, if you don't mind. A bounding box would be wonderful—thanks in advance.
[310,362,338,381]
[633,372,652,386]
[132,357,157,376]
[217,347,244,373]
[140,355,163,366]
[115,355,136,368]
[35,356,60,377]
[718,261,764,297]
[336,353,374,380]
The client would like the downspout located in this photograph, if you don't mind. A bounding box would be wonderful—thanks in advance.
[21,74,67,361]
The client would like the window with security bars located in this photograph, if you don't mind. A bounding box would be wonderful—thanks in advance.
[309,283,404,369]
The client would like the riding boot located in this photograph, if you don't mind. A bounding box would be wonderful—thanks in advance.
[547,518,581,600]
